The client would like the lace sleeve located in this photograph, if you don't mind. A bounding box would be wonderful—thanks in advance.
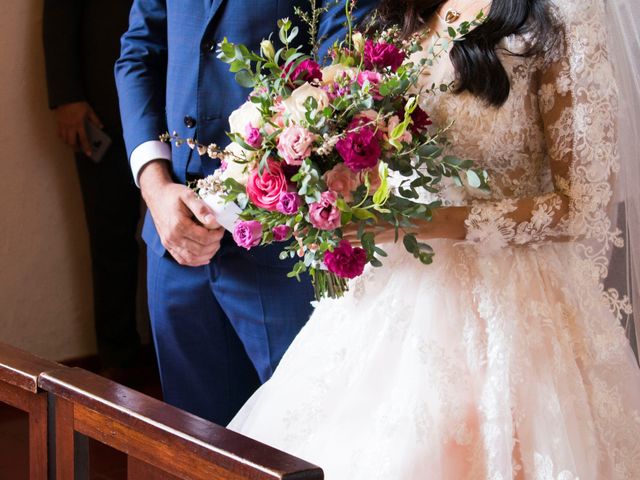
[463,2,619,253]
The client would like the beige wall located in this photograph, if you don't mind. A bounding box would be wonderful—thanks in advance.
[0,0,97,361]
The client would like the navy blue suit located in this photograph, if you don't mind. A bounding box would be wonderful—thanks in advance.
[116,0,377,424]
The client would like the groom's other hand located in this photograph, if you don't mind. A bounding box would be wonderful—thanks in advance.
[139,161,223,267]
[55,101,103,157]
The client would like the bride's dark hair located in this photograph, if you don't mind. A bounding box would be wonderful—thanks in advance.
[369,0,558,106]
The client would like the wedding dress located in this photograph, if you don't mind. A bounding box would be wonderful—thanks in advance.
[229,1,640,478]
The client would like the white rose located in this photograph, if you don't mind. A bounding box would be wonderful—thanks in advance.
[220,142,256,185]
[320,64,357,85]
[228,101,263,135]
[281,82,330,125]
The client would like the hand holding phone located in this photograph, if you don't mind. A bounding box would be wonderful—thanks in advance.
[85,121,112,163]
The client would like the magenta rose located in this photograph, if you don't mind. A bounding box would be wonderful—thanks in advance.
[233,220,263,250]
[324,240,367,279]
[272,225,292,242]
[356,70,383,100]
[335,120,382,172]
[244,123,263,148]
[283,59,323,84]
[246,159,288,211]
[277,191,301,215]
[410,106,432,133]
[277,125,316,166]
[363,40,406,72]
[308,191,341,230]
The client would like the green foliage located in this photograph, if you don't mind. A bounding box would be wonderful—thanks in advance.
[195,7,491,300]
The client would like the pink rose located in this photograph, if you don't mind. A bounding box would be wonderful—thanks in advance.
[244,124,263,148]
[324,240,367,279]
[283,59,323,84]
[323,163,361,202]
[233,220,263,250]
[277,125,316,166]
[363,40,406,72]
[308,191,341,230]
[272,225,292,242]
[277,191,302,215]
[335,119,382,172]
[357,71,383,100]
[246,159,288,211]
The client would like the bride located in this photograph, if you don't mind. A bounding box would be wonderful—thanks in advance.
[229,0,640,478]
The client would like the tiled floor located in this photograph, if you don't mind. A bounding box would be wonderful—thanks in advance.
[0,358,161,480]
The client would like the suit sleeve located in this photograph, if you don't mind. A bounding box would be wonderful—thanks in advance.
[316,0,379,62]
[115,0,168,159]
[42,0,85,109]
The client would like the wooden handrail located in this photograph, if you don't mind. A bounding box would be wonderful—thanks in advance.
[0,342,61,480]
[0,342,61,393]
[40,367,323,480]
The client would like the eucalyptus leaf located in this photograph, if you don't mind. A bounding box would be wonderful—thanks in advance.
[235,70,255,88]
[403,233,418,253]
[466,170,482,188]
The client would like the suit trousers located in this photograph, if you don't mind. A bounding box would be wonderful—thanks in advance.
[146,237,315,425]
[75,140,142,369]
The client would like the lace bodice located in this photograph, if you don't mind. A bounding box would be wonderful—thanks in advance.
[416,1,620,255]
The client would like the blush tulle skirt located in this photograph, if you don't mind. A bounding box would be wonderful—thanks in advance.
[229,240,640,479]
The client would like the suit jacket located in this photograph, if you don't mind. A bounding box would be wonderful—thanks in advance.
[115,0,377,258]
[43,0,133,134]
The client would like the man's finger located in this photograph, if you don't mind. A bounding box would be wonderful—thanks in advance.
[64,128,78,149]
[87,109,104,129]
[77,124,92,157]
[168,245,215,267]
[183,223,224,247]
[182,191,219,229]
[167,222,221,252]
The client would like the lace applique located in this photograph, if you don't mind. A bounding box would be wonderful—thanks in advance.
[464,201,518,252]
[534,453,579,480]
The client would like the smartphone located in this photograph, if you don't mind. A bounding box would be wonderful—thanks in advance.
[85,122,112,163]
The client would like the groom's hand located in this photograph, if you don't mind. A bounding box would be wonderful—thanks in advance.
[140,161,224,267]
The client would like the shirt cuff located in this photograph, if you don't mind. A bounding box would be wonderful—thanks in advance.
[130,140,172,187]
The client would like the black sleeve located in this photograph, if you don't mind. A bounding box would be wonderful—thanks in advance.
[42,0,85,109]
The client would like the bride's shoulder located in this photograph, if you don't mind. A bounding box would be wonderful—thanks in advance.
[541,0,610,60]
[544,0,607,28]
[504,0,604,69]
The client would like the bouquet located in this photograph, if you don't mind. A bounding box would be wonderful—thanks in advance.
[162,3,488,299]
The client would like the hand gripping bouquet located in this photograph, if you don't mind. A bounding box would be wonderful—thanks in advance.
[163,3,488,299]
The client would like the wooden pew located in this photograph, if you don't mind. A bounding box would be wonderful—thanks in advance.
[40,367,323,480]
[0,342,62,479]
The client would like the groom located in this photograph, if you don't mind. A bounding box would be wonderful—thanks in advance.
[116,0,377,425]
